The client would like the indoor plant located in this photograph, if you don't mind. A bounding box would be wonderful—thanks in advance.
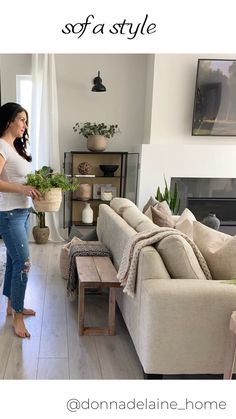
[30,208,49,244]
[73,122,120,151]
[26,166,78,212]
[156,175,181,215]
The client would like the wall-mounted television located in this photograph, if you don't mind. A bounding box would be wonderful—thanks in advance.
[192,59,236,136]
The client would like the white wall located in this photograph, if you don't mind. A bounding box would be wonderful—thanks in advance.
[55,54,149,165]
[150,53,236,145]
[0,53,149,164]
[137,54,236,209]
[138,143,236,209]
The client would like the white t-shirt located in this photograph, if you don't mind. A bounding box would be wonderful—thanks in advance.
[0,139,32,211]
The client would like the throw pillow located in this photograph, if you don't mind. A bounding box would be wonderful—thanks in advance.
[155,234,207,279]
[144,206,153,220]
[151,201,175,228]
[68,225,84,241]
[175,208,196,239]
[193,221,236,280]
[142,196,159,213]
[110,197,136,215]
[82,228,98,241]
[60,236,83,280]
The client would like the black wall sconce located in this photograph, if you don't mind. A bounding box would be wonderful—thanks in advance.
[91,71,106,92]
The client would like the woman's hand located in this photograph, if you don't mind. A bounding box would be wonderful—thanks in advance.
[21,185,41,199]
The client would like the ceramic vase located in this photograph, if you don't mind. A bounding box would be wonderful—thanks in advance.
[75,183,92,201]
[87,135,107,152]
[82,203,93,224]
[202,213,220,230]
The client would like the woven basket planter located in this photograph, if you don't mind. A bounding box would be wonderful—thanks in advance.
[33,188,62,212]
[32,226,49,244]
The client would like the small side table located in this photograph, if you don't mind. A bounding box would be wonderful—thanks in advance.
[76,256,120,336]
[223,311,236,379]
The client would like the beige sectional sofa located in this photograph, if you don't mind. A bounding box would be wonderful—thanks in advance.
[97,198,236,377]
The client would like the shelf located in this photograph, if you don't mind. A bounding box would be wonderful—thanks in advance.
[74,221,97,227]
[69,175,122,179]
[63,150,139,231]
[72,198,110,203]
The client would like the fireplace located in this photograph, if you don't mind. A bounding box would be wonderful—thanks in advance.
[187,197,236,225]
[170,177,236,233]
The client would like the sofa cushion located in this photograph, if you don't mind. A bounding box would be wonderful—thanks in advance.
[110,197,136,215]
[142,196,159,213]
[122,206,152,231]
[193,221,236,280]
[175,208,196,239]
[155,235,207,280]
[151,201,175,228]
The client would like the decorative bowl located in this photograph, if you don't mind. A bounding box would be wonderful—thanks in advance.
[99,165,119,177]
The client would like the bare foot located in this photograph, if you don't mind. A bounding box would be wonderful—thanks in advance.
[7,306,36,316]
[13,313,31,338]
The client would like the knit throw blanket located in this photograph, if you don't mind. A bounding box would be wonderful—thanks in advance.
[117,227,212,297]
[67,242,112,301]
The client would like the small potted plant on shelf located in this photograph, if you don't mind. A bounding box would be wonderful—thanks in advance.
[26,165,78,212]
[29,208,49,244]
[73,121,120,152]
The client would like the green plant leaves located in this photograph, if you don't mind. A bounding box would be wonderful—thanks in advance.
[155,176,181,215]
[26,166,78,194]
[73,122,120,139]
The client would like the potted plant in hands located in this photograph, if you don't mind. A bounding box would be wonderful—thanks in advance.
[26,166,78,212]
[30,208,49,244]
[73,122,120,152]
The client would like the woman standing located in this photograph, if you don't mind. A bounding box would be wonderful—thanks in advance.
[0,102,41,338]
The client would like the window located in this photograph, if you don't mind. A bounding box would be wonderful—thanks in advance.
[16,75,32,124]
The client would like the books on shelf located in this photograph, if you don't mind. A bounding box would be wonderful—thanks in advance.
[66,174,96,177]
[75,174,96,177]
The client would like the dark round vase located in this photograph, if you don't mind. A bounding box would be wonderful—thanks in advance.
[99,165,119,177]
[202,213,220,230]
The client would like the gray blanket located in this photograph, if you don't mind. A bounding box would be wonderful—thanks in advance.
[67,242,112,300]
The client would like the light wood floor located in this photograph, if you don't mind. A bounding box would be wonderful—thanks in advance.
[0,242,143,380]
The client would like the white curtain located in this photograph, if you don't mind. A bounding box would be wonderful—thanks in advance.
[30,54,64,242]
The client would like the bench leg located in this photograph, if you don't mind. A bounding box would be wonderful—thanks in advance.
[108,287,116,335]
[78,285,85,336]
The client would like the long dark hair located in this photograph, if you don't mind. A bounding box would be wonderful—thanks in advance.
[0,102,32,162]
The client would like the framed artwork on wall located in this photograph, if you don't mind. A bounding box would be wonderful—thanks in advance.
[192,59,236,136]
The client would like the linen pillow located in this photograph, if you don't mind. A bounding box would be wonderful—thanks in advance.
[144,206,153,220]
[142,196,159,213]
[82,228,98,241]
[60,236,83,280]
[122,206,152,230]
[193,221,236,280]
[68,226,98,242]
[68,225,84,241]
[110,197,136,215]
[175,208,196,239]
[151,201,175,228]
[155,234,207,279]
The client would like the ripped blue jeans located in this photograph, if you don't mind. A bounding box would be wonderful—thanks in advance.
[0,209,30,313]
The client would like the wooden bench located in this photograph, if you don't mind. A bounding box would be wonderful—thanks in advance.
[75,255,120,336]
[223,311,236,379]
